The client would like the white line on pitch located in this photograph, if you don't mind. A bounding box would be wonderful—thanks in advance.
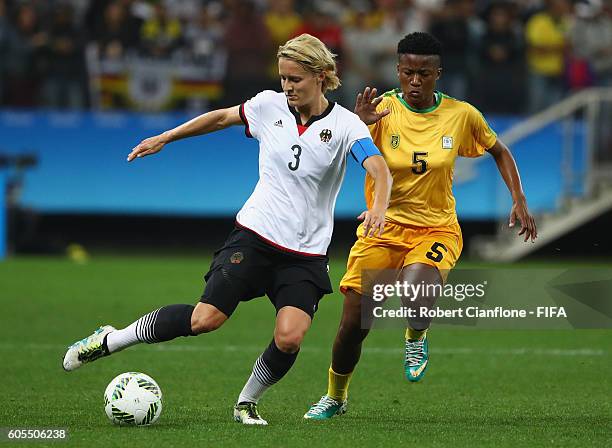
[0,342,607,357]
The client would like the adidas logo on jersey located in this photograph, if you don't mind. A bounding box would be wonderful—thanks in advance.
[274,120,283,127]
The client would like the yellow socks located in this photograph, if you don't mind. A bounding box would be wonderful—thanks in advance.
[406,327,427,341]
[327,367,353,402]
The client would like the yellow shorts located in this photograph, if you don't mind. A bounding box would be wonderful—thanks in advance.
[340,220,463,295]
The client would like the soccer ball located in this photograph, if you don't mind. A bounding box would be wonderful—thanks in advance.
[104,372,163,426]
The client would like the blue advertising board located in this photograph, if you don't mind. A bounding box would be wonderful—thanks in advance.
[0,110,586,220]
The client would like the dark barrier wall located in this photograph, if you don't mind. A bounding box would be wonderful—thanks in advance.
[13,211,610,259]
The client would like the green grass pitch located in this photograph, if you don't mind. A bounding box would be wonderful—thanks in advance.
[0,256,610,447]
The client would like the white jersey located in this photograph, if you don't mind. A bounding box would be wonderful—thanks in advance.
[236,90,372,256]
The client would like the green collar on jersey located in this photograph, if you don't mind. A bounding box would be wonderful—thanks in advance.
[394,89,442,114]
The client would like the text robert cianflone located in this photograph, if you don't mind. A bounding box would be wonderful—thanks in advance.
[371,281,488,302]
[371,306,568,319]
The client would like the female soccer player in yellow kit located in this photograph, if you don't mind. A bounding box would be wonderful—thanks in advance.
[305,32,538,419]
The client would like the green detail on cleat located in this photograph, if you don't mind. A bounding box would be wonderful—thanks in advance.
[404,334,429,382]
[63,325,116,371]
[304,395,347,420]
[73,326,112,363]
[233,402,268,425]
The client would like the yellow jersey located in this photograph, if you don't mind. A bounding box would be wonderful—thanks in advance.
[365,90,497,227]
[525,12,569,76]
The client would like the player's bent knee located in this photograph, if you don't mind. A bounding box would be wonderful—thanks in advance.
[274,329,304,354]
[190,303,227,334]
[191,314,224,334]
[274,305,312,353]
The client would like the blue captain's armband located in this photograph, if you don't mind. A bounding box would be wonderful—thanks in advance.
[350,138,381,167]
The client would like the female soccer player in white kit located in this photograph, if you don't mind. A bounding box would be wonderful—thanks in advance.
[62,34,392,425]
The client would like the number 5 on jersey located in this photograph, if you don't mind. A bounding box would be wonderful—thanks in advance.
[426,242,447,262]
[412,151,428,175]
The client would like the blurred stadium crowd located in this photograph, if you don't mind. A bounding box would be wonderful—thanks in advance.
[0,0,611,114]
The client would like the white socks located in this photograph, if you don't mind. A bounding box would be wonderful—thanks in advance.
[106,322,141,353]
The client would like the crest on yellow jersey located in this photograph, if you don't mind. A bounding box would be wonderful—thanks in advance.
[390,134,400,149]
[442,136,453,149]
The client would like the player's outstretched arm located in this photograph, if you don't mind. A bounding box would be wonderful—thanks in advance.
[354,87,390,125]
[127,105,242,162]
[486,140,538,242]
[360,154,392,237]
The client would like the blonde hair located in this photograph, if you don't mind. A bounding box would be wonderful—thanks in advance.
[277,34,341,93]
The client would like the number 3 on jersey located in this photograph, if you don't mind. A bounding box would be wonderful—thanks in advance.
[288,144,302,171]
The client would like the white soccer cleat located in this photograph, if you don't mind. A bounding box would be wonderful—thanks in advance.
[62,325,116,371]
[233,402,268,425]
